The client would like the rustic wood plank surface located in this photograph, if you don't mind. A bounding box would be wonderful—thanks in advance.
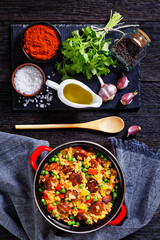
[0,0,160,239]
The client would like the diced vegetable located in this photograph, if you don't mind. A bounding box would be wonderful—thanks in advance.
[88,169,97,175]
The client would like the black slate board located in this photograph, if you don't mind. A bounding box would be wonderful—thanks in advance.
[11,24,141,111]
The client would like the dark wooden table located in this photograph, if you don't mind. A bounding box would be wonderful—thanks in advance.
[0,1,160,239]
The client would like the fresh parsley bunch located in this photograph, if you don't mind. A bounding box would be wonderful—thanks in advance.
[56,12,122,80]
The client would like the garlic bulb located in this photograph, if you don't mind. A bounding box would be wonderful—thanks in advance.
[98,84,117,102]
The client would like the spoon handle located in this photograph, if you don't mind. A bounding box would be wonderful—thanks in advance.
[15,123,90,130]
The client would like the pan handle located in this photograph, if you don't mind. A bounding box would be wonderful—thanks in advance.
[29,145,53,171]
[108,204,127,225]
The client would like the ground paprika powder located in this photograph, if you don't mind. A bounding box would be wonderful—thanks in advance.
[23,24,60,61]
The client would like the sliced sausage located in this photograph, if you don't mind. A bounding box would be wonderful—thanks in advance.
[64,190,78,200]
[44,163,57,171]
[57,202,71,214]
[44,176,58,190]
[69,173,82,186]
[102,194,112,203]
[90,201,104,216]
[96,156,103,165]
[86,179,99,193]
[90,159,98,168]
[39,174,50,184]
[62,167,73,174]
[74,149,88,159]
[75,213,87,222]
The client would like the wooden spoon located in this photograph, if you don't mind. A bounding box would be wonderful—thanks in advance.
[15,116,124,133]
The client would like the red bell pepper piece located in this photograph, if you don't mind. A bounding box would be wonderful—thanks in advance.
[88,168,97,175]
[78,209,85,213]
[56,184,62,191]
[85,198,93,204]
[55,163,59,171]
[43,190,49,201]
[58,193,64,199]
[47,204,54,211]
[75,146,82,149]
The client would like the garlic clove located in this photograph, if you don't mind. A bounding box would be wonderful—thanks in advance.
[117,73,129,90]
[120,91,138,105]
[98,84,117,102]
[127,125,141,137]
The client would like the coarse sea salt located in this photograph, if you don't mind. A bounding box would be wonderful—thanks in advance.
[18,86,54,109]
[14,66,43,95]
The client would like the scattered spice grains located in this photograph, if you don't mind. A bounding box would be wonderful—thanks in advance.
[18,86,53,109]
[14,66,43,95]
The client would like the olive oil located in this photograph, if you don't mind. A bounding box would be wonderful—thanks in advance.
[63,84,93,104]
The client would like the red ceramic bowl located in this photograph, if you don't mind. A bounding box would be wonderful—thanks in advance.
[29,141,126,234]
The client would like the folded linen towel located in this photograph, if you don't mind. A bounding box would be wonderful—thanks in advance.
[0,132,160,240]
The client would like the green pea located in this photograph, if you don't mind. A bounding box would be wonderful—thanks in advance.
[72,158,76,163]
[86,195,90,201]
[53,202,57,206]
[81,166,83,170]
[63,155,66,159]
[57,152,60,155]
[64,200,69,203]
[102,181,105,185]
[72,221,75,225]
[96,151,100,156]
[100,154,104,158]
[111,202,113,206]
[56,175,60,180]
[51,172,55,177]
[99,185,103,189]
[86,219,91,223]
[45,171,49,175]
[56,191,60,195]
[84,164,88,168]
[94,154,97,157]
[68,156,72,161]
[41,199,46,205]
[49,158,52,163]
[113,192,117,198]
[93,197,98,202]
[70,215,74,220]
[86,207,89,212]
[50,157,55,162]
[53,154,57,158]
[55,201,59,204]
[103,157,107,161]
[74,207,77,210]
[85,172,89,176]
[79,184,83,189]
[76,222,80,226]
[55,214,59,218]
[83,168,88,173]
[104,178,108,182]
[115,185,118,189]
[38,188,42,192]
[60,163,63,166]
[112,189,115,193]
[60,188,66,193]
[41,170,45,175]
[109,163,113,168]
[55,158,59,163]
[90,175,93,179]
[67,221,72,226]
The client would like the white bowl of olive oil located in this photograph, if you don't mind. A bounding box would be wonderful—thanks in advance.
[46,79,102,108]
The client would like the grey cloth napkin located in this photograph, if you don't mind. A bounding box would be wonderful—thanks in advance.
[0,132,160,240]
